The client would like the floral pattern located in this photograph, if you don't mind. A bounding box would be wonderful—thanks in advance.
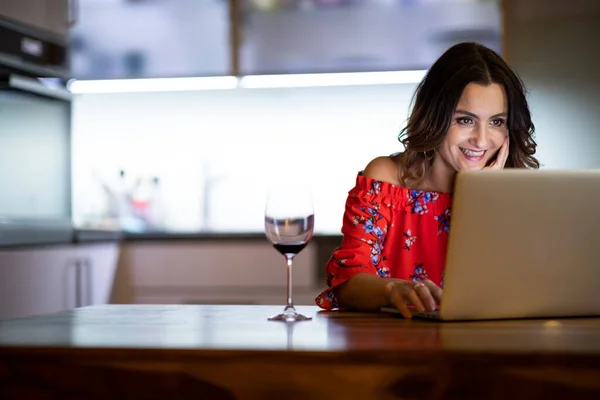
[377,265,390,278]
[315,173,452,310]
[410,263,428,281]
[407,190,439,215]
[434,207,451,235]
[367,181,382,195]
[402,229,416,251]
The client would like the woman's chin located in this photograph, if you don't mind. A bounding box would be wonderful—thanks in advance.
[457,161,487,172]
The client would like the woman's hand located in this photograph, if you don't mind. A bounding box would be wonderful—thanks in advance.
[485,135,510,170]
[384,279,443,319]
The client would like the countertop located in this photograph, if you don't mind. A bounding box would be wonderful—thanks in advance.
[1,305,599,398]
[123,231,342,242]
[0,219,124,249]
[0,220,341,249]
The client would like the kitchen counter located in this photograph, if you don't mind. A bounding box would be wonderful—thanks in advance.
[124,231,269,241]
[73,228,124,243]
[0,219,74,248]
[1,304,600,398]
[0,220,124,249]
[0,221,341,249]
[0,223,330,248]
[123,231,341,242]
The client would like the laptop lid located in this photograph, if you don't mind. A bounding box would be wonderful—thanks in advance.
[439,169,600,321]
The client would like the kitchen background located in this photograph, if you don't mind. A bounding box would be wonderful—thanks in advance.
[67,0,599,235]
[1,0,599,316]
[69,0,502,234]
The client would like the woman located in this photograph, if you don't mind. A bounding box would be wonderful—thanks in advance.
[315,42,539,318]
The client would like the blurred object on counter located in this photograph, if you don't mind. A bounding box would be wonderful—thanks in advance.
[128,175,165,232]
[90,169,166,232]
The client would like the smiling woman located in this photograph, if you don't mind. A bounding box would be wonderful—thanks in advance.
[397,42,539,193]
[315,42,539,316]
[431,82,510,191]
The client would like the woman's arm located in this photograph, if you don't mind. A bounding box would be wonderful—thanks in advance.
[334,157,441,317]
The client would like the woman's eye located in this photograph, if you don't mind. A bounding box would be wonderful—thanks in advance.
[491,118,506,127]
[456,117,472,125]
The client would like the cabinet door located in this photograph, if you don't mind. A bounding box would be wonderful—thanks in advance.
[0,0,69,40]
[240,0,503,75]
[112,241,317,305]
[45,0,70,39]
[0,246,78,320]
[70,0,231,79]
[76,242,120,307]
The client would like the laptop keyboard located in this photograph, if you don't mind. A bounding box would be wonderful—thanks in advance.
[414,309,441,319]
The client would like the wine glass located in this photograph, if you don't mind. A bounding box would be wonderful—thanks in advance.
[264,183,314,322]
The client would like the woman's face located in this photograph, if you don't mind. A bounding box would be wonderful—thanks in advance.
[434,82,509,173]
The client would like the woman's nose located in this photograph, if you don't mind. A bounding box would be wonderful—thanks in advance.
[469,125,489,149]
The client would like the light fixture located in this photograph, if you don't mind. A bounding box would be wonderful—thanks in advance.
[68,70,427,93]
[239,70,427,89]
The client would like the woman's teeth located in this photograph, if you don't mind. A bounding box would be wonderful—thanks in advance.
[460,147,485,157]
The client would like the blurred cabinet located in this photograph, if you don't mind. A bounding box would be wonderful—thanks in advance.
[0,0,71,40]
[0,242,119,320]
[69,0,503,79]
[111,241,318,306]
[0,246,77,320]
[239,0,503,75]
[72,243,121,308]
[69,0,231,79]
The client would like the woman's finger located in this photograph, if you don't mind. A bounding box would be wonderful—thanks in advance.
[393,292,414,319]
[405,286,427,313]
[386,282,413,319]
[413,282,436,311]
[423,279,443,304]
[485,135,509,170]
[501,135,510,161]
[494,136,510,169]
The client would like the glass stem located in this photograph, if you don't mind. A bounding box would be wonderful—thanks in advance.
[285,255,294,309]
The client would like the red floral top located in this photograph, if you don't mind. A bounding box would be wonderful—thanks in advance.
[315,172,453,310]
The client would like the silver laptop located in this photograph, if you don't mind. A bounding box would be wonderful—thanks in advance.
[396,169,600,321]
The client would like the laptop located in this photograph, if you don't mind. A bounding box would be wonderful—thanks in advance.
[385,169,600,321]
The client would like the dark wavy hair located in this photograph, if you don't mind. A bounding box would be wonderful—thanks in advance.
[395,42,539,186]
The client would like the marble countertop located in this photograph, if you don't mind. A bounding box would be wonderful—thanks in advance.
[0,220,341,249]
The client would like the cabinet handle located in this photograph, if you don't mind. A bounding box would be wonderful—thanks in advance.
[64,258,79,309]
[72,257,92,308]
[74,258,82,308]
[81,257,93,307]
[68,0,79,27]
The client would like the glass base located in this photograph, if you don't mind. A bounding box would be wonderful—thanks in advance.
[268,306,312,322]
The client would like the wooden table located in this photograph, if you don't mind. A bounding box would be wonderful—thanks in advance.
[1,305,600,399]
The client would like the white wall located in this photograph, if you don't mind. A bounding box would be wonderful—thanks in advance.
[71,84,417,233]
[507,0,600,169]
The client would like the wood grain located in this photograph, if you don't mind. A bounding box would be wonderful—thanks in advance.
[1,305,600,399]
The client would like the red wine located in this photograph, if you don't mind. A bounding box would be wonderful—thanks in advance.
[273,242,307,256]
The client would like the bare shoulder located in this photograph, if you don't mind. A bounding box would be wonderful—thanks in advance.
[363,156,402,185]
